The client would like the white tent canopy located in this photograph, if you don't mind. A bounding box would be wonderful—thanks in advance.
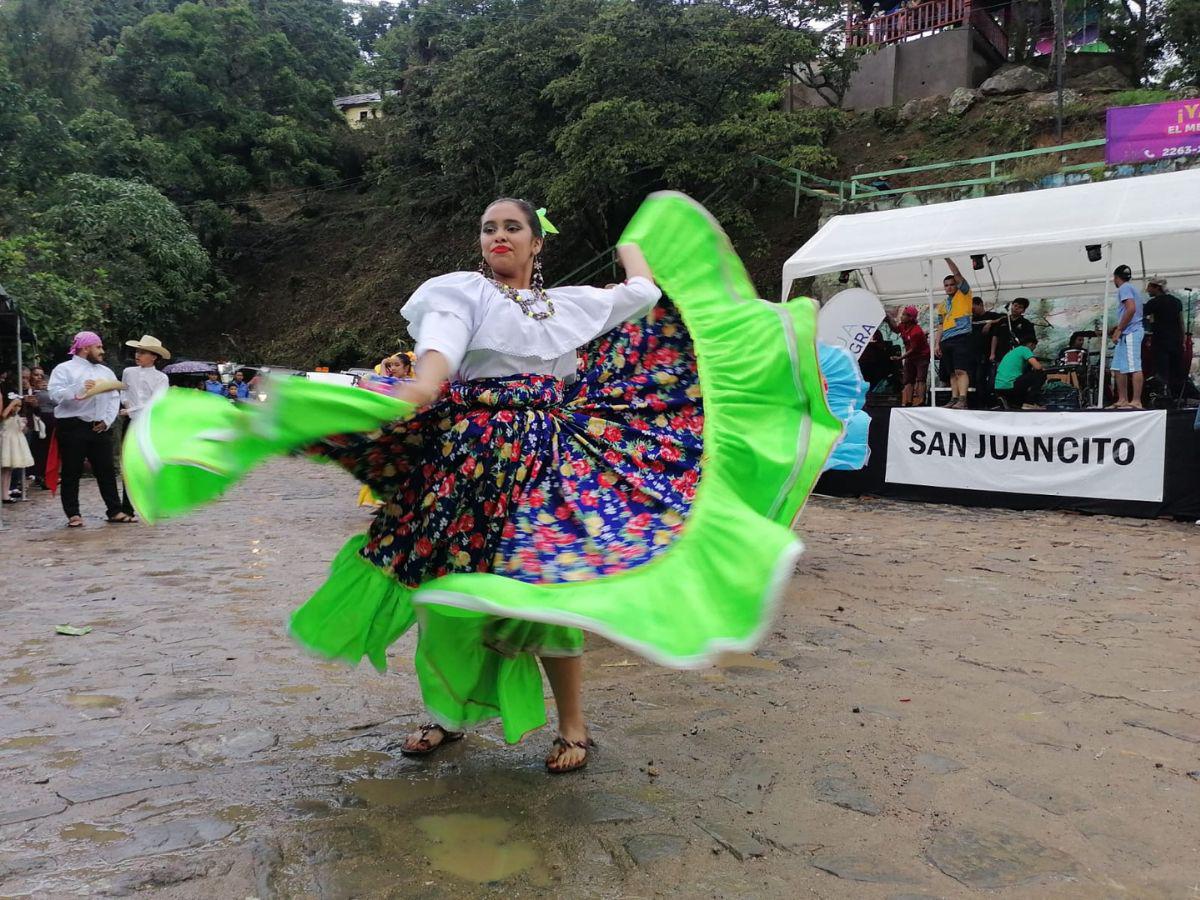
[781,168,1200,304]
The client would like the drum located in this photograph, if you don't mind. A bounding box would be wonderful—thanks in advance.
[1060,348,1087,366]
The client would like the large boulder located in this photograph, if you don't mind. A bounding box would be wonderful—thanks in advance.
[1028,89,1084,115]
[1069,65,1133,92]
[948,87,981,116]
[898,96,943,123]
[980,65,1048,96]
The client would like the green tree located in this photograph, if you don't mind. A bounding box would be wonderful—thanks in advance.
[350,0,404,55]
[0,232,106,349]
[1102,0,1168,85]
[251,0,358,93]
[0,59,82,195]
[88,0,180,47]
[377,0,835,254]
[67,108,175,183]
[0,0,96,109]
[1163,0,1200,86]
[103,1,345,203]
[30,174,223,341]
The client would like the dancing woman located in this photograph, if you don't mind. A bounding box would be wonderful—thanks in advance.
[123,192,866,774]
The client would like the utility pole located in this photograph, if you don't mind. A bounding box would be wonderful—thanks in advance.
[1053,0,1066,141]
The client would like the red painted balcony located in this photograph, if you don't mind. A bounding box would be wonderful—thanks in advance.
[847,0,1010,60]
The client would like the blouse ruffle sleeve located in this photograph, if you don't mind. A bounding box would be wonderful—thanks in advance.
[402,272,486,372]
[540,276,662,348]
[599,276,661,332]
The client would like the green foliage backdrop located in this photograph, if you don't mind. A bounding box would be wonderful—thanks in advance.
[1,0,1188,363]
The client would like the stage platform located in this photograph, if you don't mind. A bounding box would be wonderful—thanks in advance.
[818,406,1200,520]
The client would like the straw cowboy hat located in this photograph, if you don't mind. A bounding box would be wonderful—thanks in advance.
[125,335,172,360]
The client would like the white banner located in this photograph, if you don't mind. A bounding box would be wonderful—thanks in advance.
[886,408,1167,502]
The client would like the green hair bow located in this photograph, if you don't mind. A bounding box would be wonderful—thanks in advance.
[536,207,559,235]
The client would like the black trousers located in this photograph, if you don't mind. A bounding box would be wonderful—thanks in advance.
[998,370,1047,407]
[1156,343,1185,395]
[57,417,121,519]
[973,358,996,408]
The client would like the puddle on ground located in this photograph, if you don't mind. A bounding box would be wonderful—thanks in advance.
[217,804,259,824]
[329,750,392,771]
[716,652,780,671]
[60,823,130,844]
[65,694,123,708]
[0,735,51,751]
[289,736,321,750]
[278,685,320,696]
[416,813,539,883]
[3,667,34,686]
[47,750,82,769]
[346,776,448,808]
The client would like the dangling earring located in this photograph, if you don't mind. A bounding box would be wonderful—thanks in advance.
[532,255,545,292]
[478,257,493,278]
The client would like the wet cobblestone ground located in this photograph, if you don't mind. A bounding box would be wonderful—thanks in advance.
[2,461,1198,898]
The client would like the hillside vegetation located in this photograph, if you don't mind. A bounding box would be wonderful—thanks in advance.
[2,0,1196,366]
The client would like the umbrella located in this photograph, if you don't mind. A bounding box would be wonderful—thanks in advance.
[163,360,216,375]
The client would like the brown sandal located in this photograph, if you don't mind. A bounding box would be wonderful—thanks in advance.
[399,724,464,757]
[546,735,595,774]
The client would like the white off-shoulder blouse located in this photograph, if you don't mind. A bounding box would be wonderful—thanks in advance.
[402,271,661,381]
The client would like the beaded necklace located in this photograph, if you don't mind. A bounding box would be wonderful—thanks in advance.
[490,278,556,321]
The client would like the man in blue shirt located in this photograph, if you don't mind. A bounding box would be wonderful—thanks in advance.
[203,373,224,395]
[1109,265,1144,409]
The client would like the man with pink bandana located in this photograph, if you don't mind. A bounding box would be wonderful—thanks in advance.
[47,331,129,526]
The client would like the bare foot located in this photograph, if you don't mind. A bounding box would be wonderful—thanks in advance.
[399,724,463,757]
[67,516,84,528]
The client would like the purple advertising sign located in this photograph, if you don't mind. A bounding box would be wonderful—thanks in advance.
[1106,99,1200,164]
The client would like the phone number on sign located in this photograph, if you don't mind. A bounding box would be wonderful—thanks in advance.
[1162,145,1200,157]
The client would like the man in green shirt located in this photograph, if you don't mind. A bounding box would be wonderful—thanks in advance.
[994,336,1046,410]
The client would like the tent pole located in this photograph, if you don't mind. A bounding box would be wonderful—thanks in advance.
[14,302,24,503]
[1096,241,1112,408]
[924,258,936,407]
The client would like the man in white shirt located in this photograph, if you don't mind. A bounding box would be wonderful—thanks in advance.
[47,331,127,526]
[118,335,172,517]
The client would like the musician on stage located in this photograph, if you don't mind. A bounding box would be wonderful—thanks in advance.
[1109,265,1145,410]
[1144,275,1185,398]
[1055,332,1089,366]
[988,297,1036,365]
[995,335,1046,410]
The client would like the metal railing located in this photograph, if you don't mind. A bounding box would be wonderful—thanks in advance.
[848,138,1107,200]
[753,139,1109,213]
[552,247,618,288]
[752,155,857,213]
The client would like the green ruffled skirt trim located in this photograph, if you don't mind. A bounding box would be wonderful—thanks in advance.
[123,191,845,744]
[291,534,582,743]
[293,192,844,740]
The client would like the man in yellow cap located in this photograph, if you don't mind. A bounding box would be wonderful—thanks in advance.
[117,335,171,518]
